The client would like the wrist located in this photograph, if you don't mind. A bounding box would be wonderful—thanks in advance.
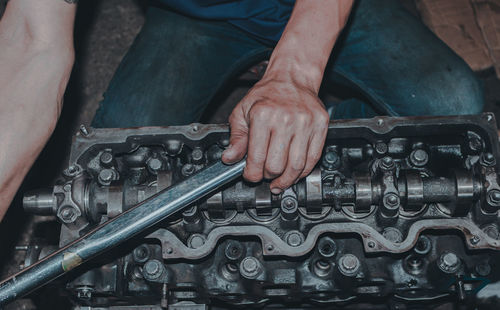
[264,56,324,94]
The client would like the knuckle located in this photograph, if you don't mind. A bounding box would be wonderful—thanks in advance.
[244,168,262,183]
[289,159,305,172]
[265,162,284,176]
[296,111,313,126]
[249,102,269,120]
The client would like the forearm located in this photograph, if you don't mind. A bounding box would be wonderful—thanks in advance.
[265,0,354,92]
[0,0,76,220]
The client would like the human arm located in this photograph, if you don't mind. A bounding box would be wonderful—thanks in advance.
[222,0,354,193]
[0,0,76,221]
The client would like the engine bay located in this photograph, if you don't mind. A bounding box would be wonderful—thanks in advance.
[10,114,500,309]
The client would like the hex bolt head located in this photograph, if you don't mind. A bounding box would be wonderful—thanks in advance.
[58,205,78,224]
[487,190,500,206]
[188,234,206,249]
[481,153,495,166]
[147,158,162,172]
[143,259,164,279]
[380,156,395,171]
[182,206,199,222]
[191,148,204,164]
[438,252,461,274]
[322,151,340,170]
[100,151,114,166]
[285,231,304,247]
[281,196,298,220]
[410,149,429,167]
[240,256,262,279]
[381,193,400,217]
[98,169,115,184]
[338,254,360,277]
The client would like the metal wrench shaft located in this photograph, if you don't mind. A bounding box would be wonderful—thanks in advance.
[0,160,245,306]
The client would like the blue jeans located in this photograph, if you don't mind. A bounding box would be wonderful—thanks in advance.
[92,0,484,128]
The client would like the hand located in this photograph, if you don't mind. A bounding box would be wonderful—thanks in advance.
[222,75,329,194]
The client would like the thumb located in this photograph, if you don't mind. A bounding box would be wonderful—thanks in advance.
[222,110,249,164]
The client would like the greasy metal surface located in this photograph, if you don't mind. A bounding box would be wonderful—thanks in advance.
[0,160,245,306]
[10,114,500,309]
[148,218,500,260]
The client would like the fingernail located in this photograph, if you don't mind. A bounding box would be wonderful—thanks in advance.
[271,187,282,195]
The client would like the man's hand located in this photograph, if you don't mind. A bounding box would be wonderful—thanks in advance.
[222,75,329,193]
[222,0,354,192]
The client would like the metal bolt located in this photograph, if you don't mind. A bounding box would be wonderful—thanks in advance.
[66,165,80,176]
[438,252,460,274]
[147,158,162,172]
[133,245,150,263]
[58,206,77,223]
[468,137,483,152]
[98,169,114,184]
[77,287,92,300]
[414,236,432,255]
[100,151,113,166]
[191,148,204,164]
[182,206,198,222]
[79,124,90,137]
[380,156,395,170]
[470,235,480,245]
[375,142,388,155]
[322,151,340,170]
[338,254,360,277]
[410,149,428,167]
[481,153,495,166]
[181,164,195,176]
[188,234,206,249]
[285,231,304,247]
[143,260,164,279]
[383,227,403,243]
[240,256,262,279]
[382,193,400,217]
[225,241,243,261]
[281,196,298,220]
[488,190,500,205]
[282,197,297,210]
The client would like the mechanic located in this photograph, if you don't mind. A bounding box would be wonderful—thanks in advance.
[0,0,484,221]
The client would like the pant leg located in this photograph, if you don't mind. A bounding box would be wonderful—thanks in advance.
[325,0,484,119]
[91,6,270,128]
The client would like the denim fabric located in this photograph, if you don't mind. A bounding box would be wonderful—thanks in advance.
[91,0,484,128]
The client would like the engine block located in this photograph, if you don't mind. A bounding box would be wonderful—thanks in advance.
[21,114,500,309]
